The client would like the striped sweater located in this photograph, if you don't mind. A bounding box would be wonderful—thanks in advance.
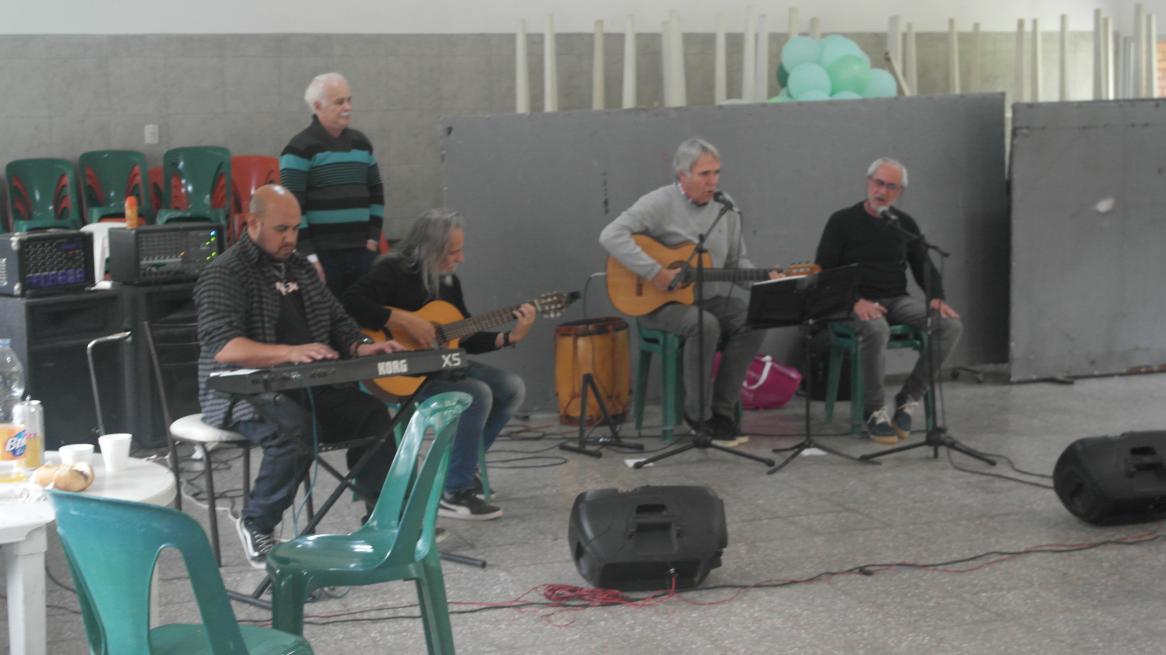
[279,116,385,255]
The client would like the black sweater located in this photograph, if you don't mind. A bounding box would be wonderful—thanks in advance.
[815,202,945,301]
[341,256,498,355]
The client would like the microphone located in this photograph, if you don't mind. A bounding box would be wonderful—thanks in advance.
[712,190,735,211]
[877,205,898,222]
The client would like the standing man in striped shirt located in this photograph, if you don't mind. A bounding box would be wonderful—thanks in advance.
[280,72,384,296]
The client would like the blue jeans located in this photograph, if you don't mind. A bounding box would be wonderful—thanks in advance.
[415,360,525,493]
[318,247,377,297]
[231,385,393,532]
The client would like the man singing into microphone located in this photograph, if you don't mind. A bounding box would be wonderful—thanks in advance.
[599,138,777,444]
[815,157,962,445]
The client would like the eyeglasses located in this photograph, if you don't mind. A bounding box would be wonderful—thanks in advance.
[869,178,902,193]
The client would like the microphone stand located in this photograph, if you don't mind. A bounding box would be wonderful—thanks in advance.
[633,197,775,470]
[859,213,995,466]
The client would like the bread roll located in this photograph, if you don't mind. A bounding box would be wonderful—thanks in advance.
[31,462,95,491]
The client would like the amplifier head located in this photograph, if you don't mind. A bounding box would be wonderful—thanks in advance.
[0,231,95,296]
[109,224,224,285]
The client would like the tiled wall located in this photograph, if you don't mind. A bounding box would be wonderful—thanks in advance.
[0,32,1096,238]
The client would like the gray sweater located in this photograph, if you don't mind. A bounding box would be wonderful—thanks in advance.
[599,184,756,300]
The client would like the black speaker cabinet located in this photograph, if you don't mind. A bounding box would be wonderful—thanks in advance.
[0,291,129,449]
[568,485,727,591]
[1053,431,1166,525]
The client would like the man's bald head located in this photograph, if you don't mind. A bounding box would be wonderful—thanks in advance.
[247,185,302,260]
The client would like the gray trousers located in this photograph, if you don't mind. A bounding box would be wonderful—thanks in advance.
[841,295,963,412]
[642,295,765,421]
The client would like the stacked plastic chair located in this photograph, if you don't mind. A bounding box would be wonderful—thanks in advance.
[229,155,279,242]
[79,149,151,223]
[155,146,231,226]
[5,158,82,232]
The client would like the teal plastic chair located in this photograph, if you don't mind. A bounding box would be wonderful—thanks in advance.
[825,322,935,434]
[156,146,231,226]
[391,397,492,502]
[5,158,82,232]
[268,392,472,653]
[79,149,151,223]
[49,490,313,655]
[632,321,743,443]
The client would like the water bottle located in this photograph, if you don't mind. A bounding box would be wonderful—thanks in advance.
[0,339,24,423]
[0,339,27,479]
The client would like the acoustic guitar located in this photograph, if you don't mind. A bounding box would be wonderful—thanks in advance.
[362,290,578,396]
[606,234,821,316]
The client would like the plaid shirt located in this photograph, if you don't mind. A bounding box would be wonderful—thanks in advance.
[195,233,365,427]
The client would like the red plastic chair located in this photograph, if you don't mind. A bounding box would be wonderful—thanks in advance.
[229,155,279,243]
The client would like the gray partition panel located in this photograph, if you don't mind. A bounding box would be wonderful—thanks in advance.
[442,95,1008,410]
[1010,100,1166,382]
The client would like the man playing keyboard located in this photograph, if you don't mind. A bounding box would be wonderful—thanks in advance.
[195,184,404,568]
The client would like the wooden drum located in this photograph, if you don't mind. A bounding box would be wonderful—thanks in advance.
[554,317,631,425]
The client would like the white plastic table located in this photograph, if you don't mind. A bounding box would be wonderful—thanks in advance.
[0,455,176,655]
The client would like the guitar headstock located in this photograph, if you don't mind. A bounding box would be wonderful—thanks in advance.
[533,291,580,318]
[781,262,823,278]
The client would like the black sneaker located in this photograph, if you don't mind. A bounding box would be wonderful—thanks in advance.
[438,489,503,521]
[435,527,449,544]
[892,393,918,441]
[685,414,742,447]
[864,408,898,446]
[236,518,275,569]
[471,474,486,498]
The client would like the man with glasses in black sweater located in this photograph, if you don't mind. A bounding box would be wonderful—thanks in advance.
[815,158,963,445]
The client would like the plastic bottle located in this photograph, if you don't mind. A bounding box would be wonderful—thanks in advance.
[0,338,27,480]
[125,195,140,229]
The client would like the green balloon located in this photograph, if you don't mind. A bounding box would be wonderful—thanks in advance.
[818,34,863,68]
[777,63,789,88]
[796,89,830,101]
[864,68,898,98]
[769,89,794,103]
[788,62,831,99]
[826,53,870,95]
[780,35,821,70]
[831,90,862,100]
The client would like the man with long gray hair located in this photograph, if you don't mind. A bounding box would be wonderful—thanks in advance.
[815,157,962,445]
[600,137,778,444]
[280,72,383,295]
[343,208,535,520]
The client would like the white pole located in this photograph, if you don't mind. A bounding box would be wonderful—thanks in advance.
[1014,19,1026,103]
[788,7,800,37]
[754,13,769,102]
[715,13,727,103]
[661,19,673,106]
[1103,17,1112,99]
[1123,35,1135,98]
[809,17,821,39]
[742,6,756,103]
[905,23,918,94]
[1135,3,1146,97]
[948,19,960,93]
[1093,9,1103,99]
[592,20,605,110]
[671,11,688,106]
[544,15,558,111]
[622,16,637,109]
[1031,18,1041,102]
[887,15,902,76]
[1059,14,1069,101]
[515,20,529,113]
[1149,15,1159,97]
[970,22,982,92]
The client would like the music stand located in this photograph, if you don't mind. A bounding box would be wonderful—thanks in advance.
[745,265,879,475]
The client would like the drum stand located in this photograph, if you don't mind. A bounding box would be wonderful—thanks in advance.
[560,373,643,457]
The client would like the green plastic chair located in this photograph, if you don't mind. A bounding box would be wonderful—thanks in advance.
[268,391,472,653]
[825,322,935,434]
[391,397,492,502]
[5,158,82,232]
[79,149,152,223]
[156,146,231,226]
[48,490,313,655]
[632,321,743,443]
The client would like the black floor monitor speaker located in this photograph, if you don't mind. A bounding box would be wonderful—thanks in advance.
[568,485,727,591]
[1053,431,1166,525]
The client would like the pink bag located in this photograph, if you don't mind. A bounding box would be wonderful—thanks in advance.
[712,354,802,410]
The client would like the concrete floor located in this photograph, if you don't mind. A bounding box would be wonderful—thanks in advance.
[8,371,1166,654]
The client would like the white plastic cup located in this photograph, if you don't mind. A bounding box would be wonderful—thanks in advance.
[98,434,132,474]
[59,443,95,466]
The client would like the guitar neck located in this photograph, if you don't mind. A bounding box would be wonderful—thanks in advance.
[440,303,524,342]
[692,268,771,284]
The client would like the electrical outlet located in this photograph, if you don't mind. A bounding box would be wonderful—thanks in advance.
[144,124,159,145]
